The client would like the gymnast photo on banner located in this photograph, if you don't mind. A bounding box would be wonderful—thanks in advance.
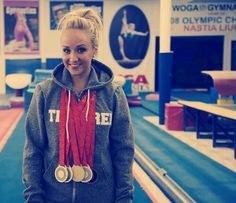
[4,1,39,54]
[110,5,150,69]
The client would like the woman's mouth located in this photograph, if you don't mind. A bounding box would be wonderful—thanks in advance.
[70,64,80,68]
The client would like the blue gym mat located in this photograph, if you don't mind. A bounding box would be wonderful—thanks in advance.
[130,106,236,203]
[140,89,212,116]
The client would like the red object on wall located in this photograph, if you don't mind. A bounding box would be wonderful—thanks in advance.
[165,103,184,131]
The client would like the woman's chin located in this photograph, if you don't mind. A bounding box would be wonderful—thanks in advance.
[70,71,82,77]
[66,67,81,76]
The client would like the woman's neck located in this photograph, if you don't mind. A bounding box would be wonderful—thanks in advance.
[72,75,89,93]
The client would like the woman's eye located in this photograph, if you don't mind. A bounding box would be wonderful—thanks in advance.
[77,47,87,53]
[63,48,70,54]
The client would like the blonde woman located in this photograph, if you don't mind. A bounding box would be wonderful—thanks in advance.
[23,8,134,203]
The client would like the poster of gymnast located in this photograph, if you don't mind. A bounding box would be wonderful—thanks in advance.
[50,1,103,30]
[4,0,39,55]
[109,5,150,69]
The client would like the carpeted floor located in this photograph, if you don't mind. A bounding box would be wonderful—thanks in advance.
[0,108,24,151]
[0,113,26,203]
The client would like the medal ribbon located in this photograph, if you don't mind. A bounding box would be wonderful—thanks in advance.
[60,89,96,167]
[69,111,81,166]
[71,93,86,166]
[72,91,96,167]
[59,89,71,166]
[84,91,96,167]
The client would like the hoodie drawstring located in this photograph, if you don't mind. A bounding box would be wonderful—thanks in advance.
[66,90,71,142]
[86,89,90,122]
[66,90,90,137]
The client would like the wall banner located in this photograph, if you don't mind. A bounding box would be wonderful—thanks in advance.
[50,1,103,30]
[4,0,39,55]
[171,0,236,34]
[109,5,150,69]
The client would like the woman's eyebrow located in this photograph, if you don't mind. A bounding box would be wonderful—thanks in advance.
[75,44,88,47]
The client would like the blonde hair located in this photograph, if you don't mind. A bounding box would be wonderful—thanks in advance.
[57,7,103,49]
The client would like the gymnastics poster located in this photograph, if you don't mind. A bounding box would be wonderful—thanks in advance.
[50,1,103,30]
[109,5,150,69]
[4,0,39,55]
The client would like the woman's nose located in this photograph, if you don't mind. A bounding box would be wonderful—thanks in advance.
[69,52,78,62]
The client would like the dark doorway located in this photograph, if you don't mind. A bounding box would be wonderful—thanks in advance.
[155,36,224,91]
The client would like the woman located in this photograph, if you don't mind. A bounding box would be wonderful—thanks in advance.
[23,8,134,203]
[5,11,34,52]
[14,12,34,50]
[118,9,148,61]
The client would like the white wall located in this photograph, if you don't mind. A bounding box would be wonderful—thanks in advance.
[43,0,61,58]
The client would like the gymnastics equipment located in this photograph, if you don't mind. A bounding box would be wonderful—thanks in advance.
[178,100,236,159]
[127,95,142,106]
[5,73,32,107]
[24,69,52,110]
[123,78,133,95]
[145,93,159,101]
[165,103,184,131]
[202,71,236,104]
[135,145,196,203]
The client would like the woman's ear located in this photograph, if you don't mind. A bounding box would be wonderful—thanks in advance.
[93,48,98,58]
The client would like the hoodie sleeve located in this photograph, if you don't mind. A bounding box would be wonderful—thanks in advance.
[109,86,135,203]
[22,84,47,203]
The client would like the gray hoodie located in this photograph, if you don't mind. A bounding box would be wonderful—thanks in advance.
[23,59,134,203]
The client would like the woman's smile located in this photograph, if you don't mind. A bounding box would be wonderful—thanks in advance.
[69,63,81,68]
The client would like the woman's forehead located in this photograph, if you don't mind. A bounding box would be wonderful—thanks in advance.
[60,29,92,45]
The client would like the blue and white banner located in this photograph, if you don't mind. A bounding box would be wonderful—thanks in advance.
[171,0,236,34]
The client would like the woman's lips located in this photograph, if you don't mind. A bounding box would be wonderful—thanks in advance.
[70,64,80,68]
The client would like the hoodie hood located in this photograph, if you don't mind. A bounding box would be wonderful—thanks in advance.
[52,59,114,91]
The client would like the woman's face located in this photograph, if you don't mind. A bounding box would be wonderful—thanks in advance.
[60,29,96,79]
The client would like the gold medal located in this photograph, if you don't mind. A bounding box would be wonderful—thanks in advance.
[55,165,68,183]
[82,165,93,183]
[72,165,85,182]
[65,166,73,183]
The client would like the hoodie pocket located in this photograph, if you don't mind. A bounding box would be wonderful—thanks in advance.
[86,165,113,186]
[43,160,73,202]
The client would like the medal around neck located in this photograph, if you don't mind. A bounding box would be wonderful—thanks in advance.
[82,165,93,183]
[55,165,68,183]
[65,166,73,183]
[72,165,85,182]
